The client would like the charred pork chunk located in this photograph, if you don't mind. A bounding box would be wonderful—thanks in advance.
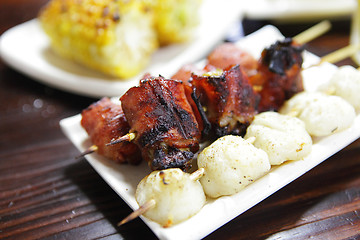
[171,65,211,138]
[206,42,258,76]
[250,38,304,112]
[81,97,142,164]
[120,76,201,171]
[191,65,260,137]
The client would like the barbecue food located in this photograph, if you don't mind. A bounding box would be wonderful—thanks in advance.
[152,0,202,45]
[320,65,360,111]
[280,92,356,137]
[197,135,270,198]
[39,0,158,79]
[171,63,205,83]
[250,38,304,112]
[206,42,258,76]
[81,97,141,164]
[244,111,312,165]
[120,76,201,171]
[39,0,202,79]
[191,65,260,137]
[135,168,205,227]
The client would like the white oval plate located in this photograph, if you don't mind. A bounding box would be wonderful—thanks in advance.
[0,0,243,98]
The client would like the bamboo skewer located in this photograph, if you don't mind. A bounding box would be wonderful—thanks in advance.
[304,44,360,69]
[76,132,136,159]
[106,132,136,146]
[293,20,332,44]
[117,199,156,226]
[319,44,360,65]
[75,145,98,159]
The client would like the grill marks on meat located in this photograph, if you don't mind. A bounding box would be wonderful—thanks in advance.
[171,65,211,138]
[120,76,201,171]
[80,39,304,171]
[81,97,142,164]
[250,38,304,112]
[191,65,260,137]
[204,40,304,113]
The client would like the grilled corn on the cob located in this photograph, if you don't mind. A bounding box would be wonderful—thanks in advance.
[39,0,158,79]
[152,0,202,45]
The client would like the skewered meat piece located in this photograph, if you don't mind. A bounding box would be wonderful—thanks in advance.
[171,63,204,83]
[171,64,211,138]
[250,38,304,112]
[206,42,258,76]
[81,97,142,164]
[120,76,201,171]
[191,65,260,137]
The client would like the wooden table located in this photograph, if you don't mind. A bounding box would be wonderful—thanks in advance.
[1,1,359,239]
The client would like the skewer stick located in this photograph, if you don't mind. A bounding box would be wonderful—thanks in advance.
[75,145,98,159]
[293,20,332,44]
[304,44,360,69]
[189,168,205,181]
[245,136,256,145]
[117,199,156,226]
[75,132,136,159]
[319,44,360,65]
[106,132,136,146]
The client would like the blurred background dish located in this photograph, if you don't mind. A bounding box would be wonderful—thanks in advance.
[243,0,356,22]
[0,0,243,98]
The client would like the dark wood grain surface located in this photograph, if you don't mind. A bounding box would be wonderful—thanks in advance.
[1,1,359,239]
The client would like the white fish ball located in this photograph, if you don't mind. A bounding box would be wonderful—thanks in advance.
[197,135,270,198]
[280,92,356,137]
[135,168,206,227]
[245,111,312,165]
[323,65,360,110]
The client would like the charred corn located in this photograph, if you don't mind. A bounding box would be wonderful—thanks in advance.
[39,0,158,79]
[151,0,202,46]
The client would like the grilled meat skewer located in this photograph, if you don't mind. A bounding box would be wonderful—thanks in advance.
[120,76,201,171]
[80,97,142,164]
[191,65,260,137]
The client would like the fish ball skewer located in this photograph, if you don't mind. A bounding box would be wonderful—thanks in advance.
[244,112,312,165]
[197,135,270,198]
[320,65,360,111]
[280,92,356,137]
[131,168,206,227]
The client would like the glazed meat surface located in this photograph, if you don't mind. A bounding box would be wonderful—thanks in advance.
[250,38,304,112]
[207,43,258,75]
[81,97,142,164]
[120,76,201,171]
[191,65,260,137]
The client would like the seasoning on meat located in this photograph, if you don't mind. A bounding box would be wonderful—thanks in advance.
[191,65,260,137]
[120,76,201,171]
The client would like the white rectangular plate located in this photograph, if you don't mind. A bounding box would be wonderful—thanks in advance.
[0,0,243,98]
[60,25,360,240]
